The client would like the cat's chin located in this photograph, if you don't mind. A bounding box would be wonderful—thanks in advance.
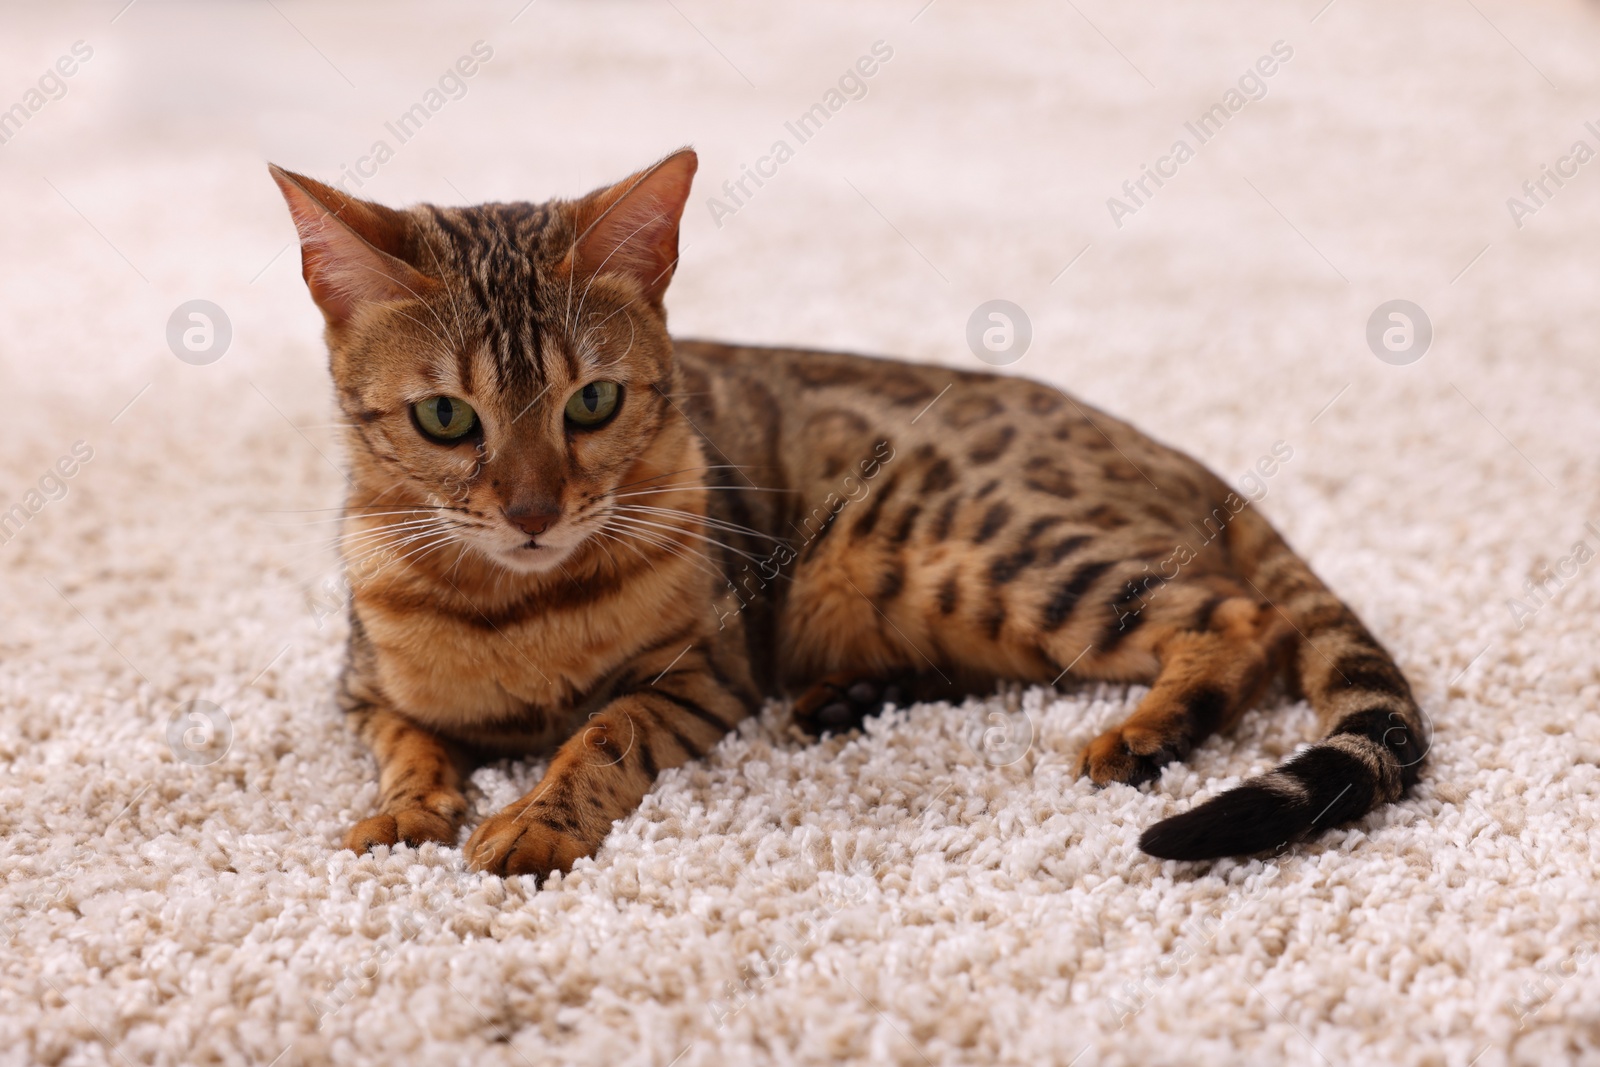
[484,540,582,576]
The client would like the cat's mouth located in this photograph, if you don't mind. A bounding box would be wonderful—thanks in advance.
[474,522,592,575]
[489,543,570,575]
[458,503,612,576]
[513,538,558,558]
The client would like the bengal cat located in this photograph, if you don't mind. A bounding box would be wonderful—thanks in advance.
[269,150,1425,877]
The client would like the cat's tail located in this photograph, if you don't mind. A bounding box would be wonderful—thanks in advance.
[1138,505,1427,861]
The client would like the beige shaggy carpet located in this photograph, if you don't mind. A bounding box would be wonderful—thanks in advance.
[3,1,1600,1064]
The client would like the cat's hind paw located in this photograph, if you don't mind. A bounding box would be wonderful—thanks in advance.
[1078,724,1186,787]
[793,673,912,737]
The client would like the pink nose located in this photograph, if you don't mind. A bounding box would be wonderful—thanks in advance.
[504,505,560,538]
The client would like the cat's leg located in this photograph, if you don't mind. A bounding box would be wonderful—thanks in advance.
[344,703,471,851]
[465,639,754,879]
[1076,590,1294,786]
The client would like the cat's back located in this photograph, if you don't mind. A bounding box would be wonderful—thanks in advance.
[671,337,1227,518]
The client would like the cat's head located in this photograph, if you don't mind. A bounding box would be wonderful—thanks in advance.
[269,151,699,576]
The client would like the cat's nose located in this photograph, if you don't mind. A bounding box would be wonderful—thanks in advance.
[504,504,560,538]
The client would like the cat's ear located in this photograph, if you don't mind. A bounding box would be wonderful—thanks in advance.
[268,164,437,326]
[564,148,697,308]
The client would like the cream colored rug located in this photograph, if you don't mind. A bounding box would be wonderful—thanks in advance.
[3,1,1599,1064]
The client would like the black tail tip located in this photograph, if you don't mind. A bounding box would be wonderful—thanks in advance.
[1138,783,1309,861]
[1141,743,1390,860]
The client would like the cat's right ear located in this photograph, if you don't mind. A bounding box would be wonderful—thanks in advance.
[268,165,437,326]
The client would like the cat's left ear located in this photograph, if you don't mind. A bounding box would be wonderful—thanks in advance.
[564,148,697,309]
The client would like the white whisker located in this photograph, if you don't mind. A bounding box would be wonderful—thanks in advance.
[610,503,786,544]
[605,513,769,566]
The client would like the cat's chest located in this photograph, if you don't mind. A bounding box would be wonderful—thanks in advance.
[354,565,707,747]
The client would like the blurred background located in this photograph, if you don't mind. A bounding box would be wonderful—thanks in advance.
[2,0,1594,703]
[3,3,1600,1065]
[3,0,1597,543]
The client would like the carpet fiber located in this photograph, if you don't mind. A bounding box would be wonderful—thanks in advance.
[3,1,1600,1064]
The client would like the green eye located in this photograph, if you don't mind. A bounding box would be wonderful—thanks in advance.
[413,396,478,442]
[564,381,621,428]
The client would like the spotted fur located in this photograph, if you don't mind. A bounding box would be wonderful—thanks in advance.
[270,149,1425,877]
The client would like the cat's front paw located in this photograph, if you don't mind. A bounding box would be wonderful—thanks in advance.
[464,804,591,879]
[345,810,456,852]
[343,791,466,853]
